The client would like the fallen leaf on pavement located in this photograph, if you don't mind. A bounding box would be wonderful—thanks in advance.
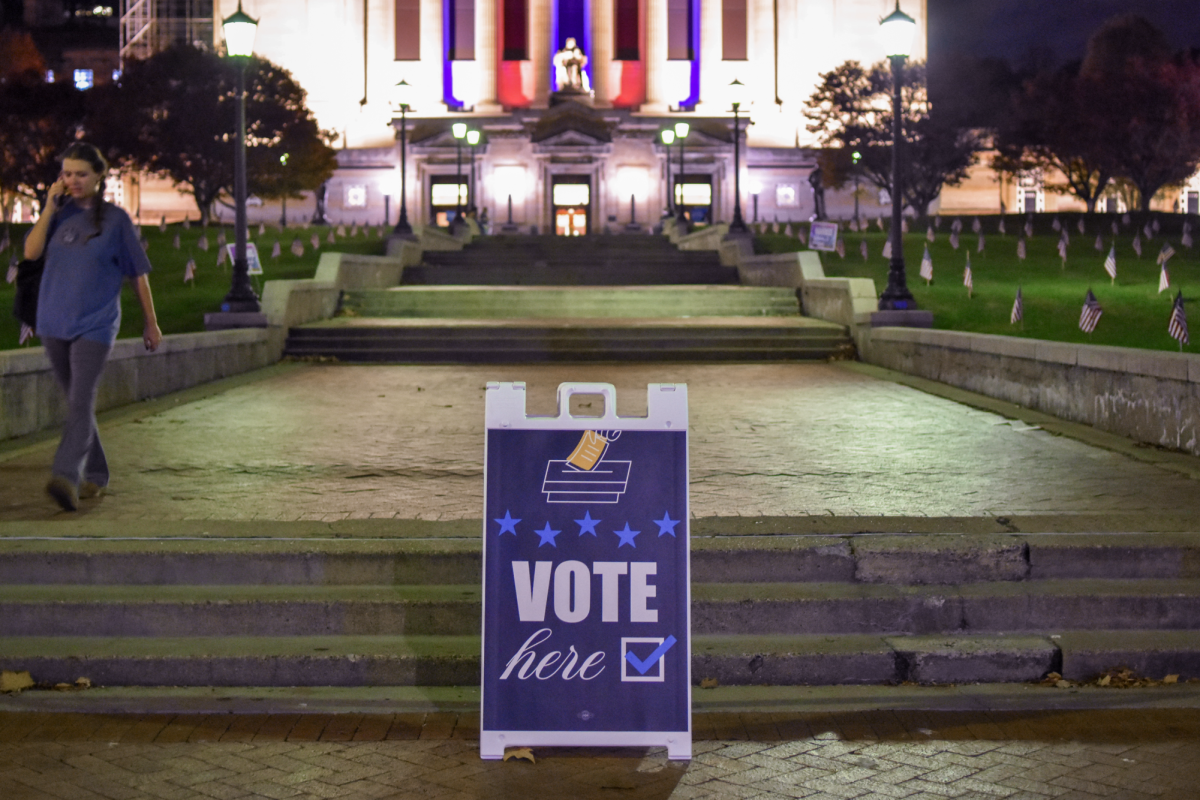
[503,747,535,763]
[1,671,34,693]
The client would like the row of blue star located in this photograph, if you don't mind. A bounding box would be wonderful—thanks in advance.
[492,510,680,548]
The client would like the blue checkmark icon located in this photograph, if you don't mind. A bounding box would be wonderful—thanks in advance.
[624,636,678,675]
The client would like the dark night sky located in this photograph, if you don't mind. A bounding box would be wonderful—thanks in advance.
[928,0,1200,64]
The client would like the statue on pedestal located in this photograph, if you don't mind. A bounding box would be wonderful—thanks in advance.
[553,37,592,94]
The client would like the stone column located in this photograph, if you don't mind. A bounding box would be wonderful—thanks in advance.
[475,0,503,111]
[643,0,669,112]
[531,0,552,106]
[591,0,613,106]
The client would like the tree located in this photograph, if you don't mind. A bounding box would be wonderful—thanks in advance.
[805,59,980,216]
[0,75,84,219]
[245,60,338,225]
[1082,16,1200,212]
[0,29,46,83]
[88,45,335,226]
[994,68,1117,213]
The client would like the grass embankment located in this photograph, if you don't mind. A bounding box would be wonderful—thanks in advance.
[0,222,387,351]
[756,213,1198,354]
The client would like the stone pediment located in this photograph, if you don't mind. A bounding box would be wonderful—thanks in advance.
[530,101,613,145]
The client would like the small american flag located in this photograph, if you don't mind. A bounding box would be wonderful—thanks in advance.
[901,218,909,233]
[998,218,1006,235]
[1184,230,1194,249]
[172,233,181,250]
[783,223,793,237]
[876,216,884,230]
[926,226,935,243]
[1080,289,1103,334]
[849,219,859,232]
[860,240,869,260]
[1077,218,1085,234]
[1157,243,1175,265]
[291,237,305,256]
[1132,235,1142,257]
[1057,238,1068,262]
[963,254,973,297]
[217,229,227,247]
[836,238,846,258]
[797,226,807,244]
[159,216,167,233]
[311,233,321,249]
[197,234,209,252]
[327,229,336,244]
[1111,221,1119,235]
[1144,221,1154,240]
[951,217,963,233]
[5,262,16,284]
[1169,290,1189,347]
[1152,218,1161,234]
[216,246,227,267]
[1104,246,1117,281]
[183,216,191,229]
[1121,212,1131,225]
[1025,219,1034,238]
[351,223,360,237]
[18,323,34,345]
[920,245,933,283]
[337,224,348,237]
[1052,217,1061,232]
[882,239,893,259]
[1094,234,1103,252]
[1060,228,1070,246]
[1159,264,1170,294]
[972,217,981,233]
[935,215,942,229]
[258,223,266,237]
[977,232,986,253]
[950,231,960,250]
[1017,238,1027,260]
[1011,286,1023,325]
[272,240,282,258]
[183,258,196,283]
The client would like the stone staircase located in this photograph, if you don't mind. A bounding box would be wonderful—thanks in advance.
[2,520,1198,688]
[284,235,853,363]
[404,234,739,286]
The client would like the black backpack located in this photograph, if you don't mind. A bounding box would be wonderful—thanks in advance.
[12,257,44,328]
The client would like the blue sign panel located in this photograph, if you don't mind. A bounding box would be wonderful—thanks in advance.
[480,382,691,760]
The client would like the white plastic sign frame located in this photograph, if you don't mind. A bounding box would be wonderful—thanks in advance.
[809,220,840,251]
[480,381,691,761]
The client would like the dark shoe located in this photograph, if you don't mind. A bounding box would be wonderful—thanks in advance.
[47,476,79,511]
[79,481,106,499]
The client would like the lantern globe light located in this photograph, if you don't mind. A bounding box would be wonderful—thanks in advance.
[728,77,747,111]
[394,78,414,111]
[452,122,467,139]
[674,121,690,139]
[222,2,258,57]
[466,130,480,145]
[879,2,916,58]
[749,179,763,195]
[660,129,675,145]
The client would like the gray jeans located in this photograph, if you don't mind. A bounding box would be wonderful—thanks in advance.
[43,336,112,488]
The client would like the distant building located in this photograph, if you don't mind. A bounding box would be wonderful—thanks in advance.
[208,0,927,230]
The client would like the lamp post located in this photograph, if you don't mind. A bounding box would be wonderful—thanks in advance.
[878,1,917,310]
[673,121,690,226]
[851,150,862,230]
[219,1,259,315]
[393,79,415,238]
[749,180,762,224]
[450,121,467,231]
[466,129,480,213]
[660,129,675,219]
[727,78,749,236]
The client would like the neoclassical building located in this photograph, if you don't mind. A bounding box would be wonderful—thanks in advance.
[210,0,927,232]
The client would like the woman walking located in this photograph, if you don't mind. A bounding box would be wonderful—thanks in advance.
[24,142,162,511]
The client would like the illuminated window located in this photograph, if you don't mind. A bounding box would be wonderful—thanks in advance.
[552,183,590,206]
[45,70,55,82]
[395,0,420,60]
[722,0,747,60]
[431,183,467,205]
[675,183,711,206]
[776,184,798,207]
[614,0,639,60]
[667,0,692,60]
[74,69,94,90]
[447,0,475,60]
[503,0,528,60]
[345,185,368,207]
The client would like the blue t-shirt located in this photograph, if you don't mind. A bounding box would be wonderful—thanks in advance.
[35,201,152,344]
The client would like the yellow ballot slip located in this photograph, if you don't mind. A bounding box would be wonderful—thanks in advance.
[566,430,612,471]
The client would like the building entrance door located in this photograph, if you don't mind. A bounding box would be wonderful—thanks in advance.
[551,176,590,236]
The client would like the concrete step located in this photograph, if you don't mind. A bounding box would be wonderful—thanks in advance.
[2,631,1197,687]
[338,286,800,319]
[5,530,1197,586]
[403,263,739,286]
[4,579,1199,637]
[283,320,850,363]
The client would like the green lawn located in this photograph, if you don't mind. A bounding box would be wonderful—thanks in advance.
[756,212,1198,353]
[0,222,387,351]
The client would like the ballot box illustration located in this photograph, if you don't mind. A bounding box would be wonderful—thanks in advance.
[480,382,691,760]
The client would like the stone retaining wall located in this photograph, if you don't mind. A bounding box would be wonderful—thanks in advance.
[721,241,1200,456]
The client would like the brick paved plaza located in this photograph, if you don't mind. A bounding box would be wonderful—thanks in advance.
[3,360,1200,798]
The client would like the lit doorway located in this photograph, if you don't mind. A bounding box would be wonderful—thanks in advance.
[430,176,468,228]
[674,175,713,225]
[552,176,590,236]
